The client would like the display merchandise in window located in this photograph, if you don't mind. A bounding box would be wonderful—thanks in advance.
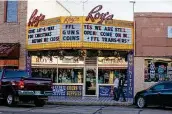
[31,68,57,83]
[58,68,83,83]
[98,69,127,84]
[144,59,172,82]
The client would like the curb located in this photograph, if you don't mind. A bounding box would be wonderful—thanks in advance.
[47,101,133,106]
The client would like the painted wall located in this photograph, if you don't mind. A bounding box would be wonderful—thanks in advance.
[27,0,70,21]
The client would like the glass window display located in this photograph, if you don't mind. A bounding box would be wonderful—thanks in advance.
[98,69,127,84]
[31,68,57,83]
[58,68,83,83]
[144,58,172,82]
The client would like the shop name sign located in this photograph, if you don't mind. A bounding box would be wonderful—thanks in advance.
[58,56,84,64]
[98,57,127,65]
[28,25,60,44]
[84,24,132,44]
[28,9,45,27]
[32,56,57,65]
[86,5,114,24]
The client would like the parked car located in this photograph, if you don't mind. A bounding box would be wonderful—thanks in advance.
[0,69,53,107]
[134,81,172,108]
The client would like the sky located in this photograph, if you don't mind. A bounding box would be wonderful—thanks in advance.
[55,0,172,21]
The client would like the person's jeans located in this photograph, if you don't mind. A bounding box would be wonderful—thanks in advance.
[113,87,118,101]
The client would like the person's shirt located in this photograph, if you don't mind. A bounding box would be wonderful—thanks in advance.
[114,78,119,88]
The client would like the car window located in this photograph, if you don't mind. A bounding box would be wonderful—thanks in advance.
[152,84,165,90]
[4,70,29,78]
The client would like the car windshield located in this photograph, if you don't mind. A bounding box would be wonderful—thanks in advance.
[4,70,29,78]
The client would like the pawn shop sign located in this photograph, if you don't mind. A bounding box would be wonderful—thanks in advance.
[86,5,114,24]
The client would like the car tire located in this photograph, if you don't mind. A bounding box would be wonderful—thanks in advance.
[137,97,146,108]
[34,99,45,107]
[6,94,17,107]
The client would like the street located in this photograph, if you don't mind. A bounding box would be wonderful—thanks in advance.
[0,105,171,114]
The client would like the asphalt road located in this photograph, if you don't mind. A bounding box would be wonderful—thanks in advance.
[0,105,171,114]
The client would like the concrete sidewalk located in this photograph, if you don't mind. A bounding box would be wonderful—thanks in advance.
[47,96,133,106]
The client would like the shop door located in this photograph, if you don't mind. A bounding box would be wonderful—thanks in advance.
[84,57,97,96]
[85,67,97,95]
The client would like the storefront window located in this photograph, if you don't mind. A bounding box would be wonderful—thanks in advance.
[144,58,172,82]
[31,68,57,83]
[98,69,127,84]
[58,68,83,83]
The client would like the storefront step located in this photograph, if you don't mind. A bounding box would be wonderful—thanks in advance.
[47,96,133,106]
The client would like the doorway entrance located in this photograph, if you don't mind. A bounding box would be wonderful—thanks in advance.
[85,67,97,96]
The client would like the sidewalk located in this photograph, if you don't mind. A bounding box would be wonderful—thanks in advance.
[47,96,133,106]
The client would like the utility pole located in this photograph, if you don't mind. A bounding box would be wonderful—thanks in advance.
[129,1,136,56]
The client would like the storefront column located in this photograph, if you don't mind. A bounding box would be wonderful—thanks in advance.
[96,57,99,98]
[83,57,86,97]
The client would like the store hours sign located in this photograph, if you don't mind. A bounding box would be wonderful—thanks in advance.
[84,24,132,44]
[28,24,60,44]
[62,24,81,41]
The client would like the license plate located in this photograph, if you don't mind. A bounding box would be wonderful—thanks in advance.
[35,91,41,95]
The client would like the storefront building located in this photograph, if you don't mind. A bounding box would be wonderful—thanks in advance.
[134,13,172,94]
[27,5,134,98]
[0,1,27,69]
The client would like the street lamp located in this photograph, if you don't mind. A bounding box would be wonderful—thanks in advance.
[130,1,136,21]
[129,1,136,56]
[81,0,88,17]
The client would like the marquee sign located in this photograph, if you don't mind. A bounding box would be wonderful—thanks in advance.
[62,24,81,41]
[28,24,60,44]
[84,24,132,44]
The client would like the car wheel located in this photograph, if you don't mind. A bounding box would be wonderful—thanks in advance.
[137,97,146,108]
[34,99,45,107]
[6,94,17,107]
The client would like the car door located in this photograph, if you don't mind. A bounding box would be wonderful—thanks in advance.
[161,83,172,106]
[146,83,165,105]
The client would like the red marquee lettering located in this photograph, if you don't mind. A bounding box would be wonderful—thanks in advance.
[28,9,45,27]
[86,5,114,24]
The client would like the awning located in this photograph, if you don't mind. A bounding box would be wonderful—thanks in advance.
[0,60,19,66]
[0,43,20,59]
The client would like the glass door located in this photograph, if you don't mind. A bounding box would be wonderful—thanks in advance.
[85,67,97,95]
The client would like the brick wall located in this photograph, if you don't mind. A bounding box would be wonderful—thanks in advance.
[135,13,172,56]
[134,13,172,93]
[0,1,27,70]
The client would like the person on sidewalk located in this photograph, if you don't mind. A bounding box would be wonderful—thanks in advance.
[117,74,126,102]
[113,76,119,101]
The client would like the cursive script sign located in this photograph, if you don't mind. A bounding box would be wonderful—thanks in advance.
[86,5,114,24]
[63,17,80,23]
[28,9,45,27]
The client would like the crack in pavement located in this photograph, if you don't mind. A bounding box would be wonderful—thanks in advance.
[92,106,107,114]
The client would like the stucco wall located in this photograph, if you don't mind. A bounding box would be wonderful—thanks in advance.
[0,1,27,70]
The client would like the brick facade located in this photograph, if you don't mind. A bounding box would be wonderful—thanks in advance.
[135,13,172,56]
[0,1,27,70]
[134,13,172,94]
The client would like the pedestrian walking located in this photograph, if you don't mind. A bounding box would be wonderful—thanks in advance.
[117,74,126,102]
[113,75,119,101]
